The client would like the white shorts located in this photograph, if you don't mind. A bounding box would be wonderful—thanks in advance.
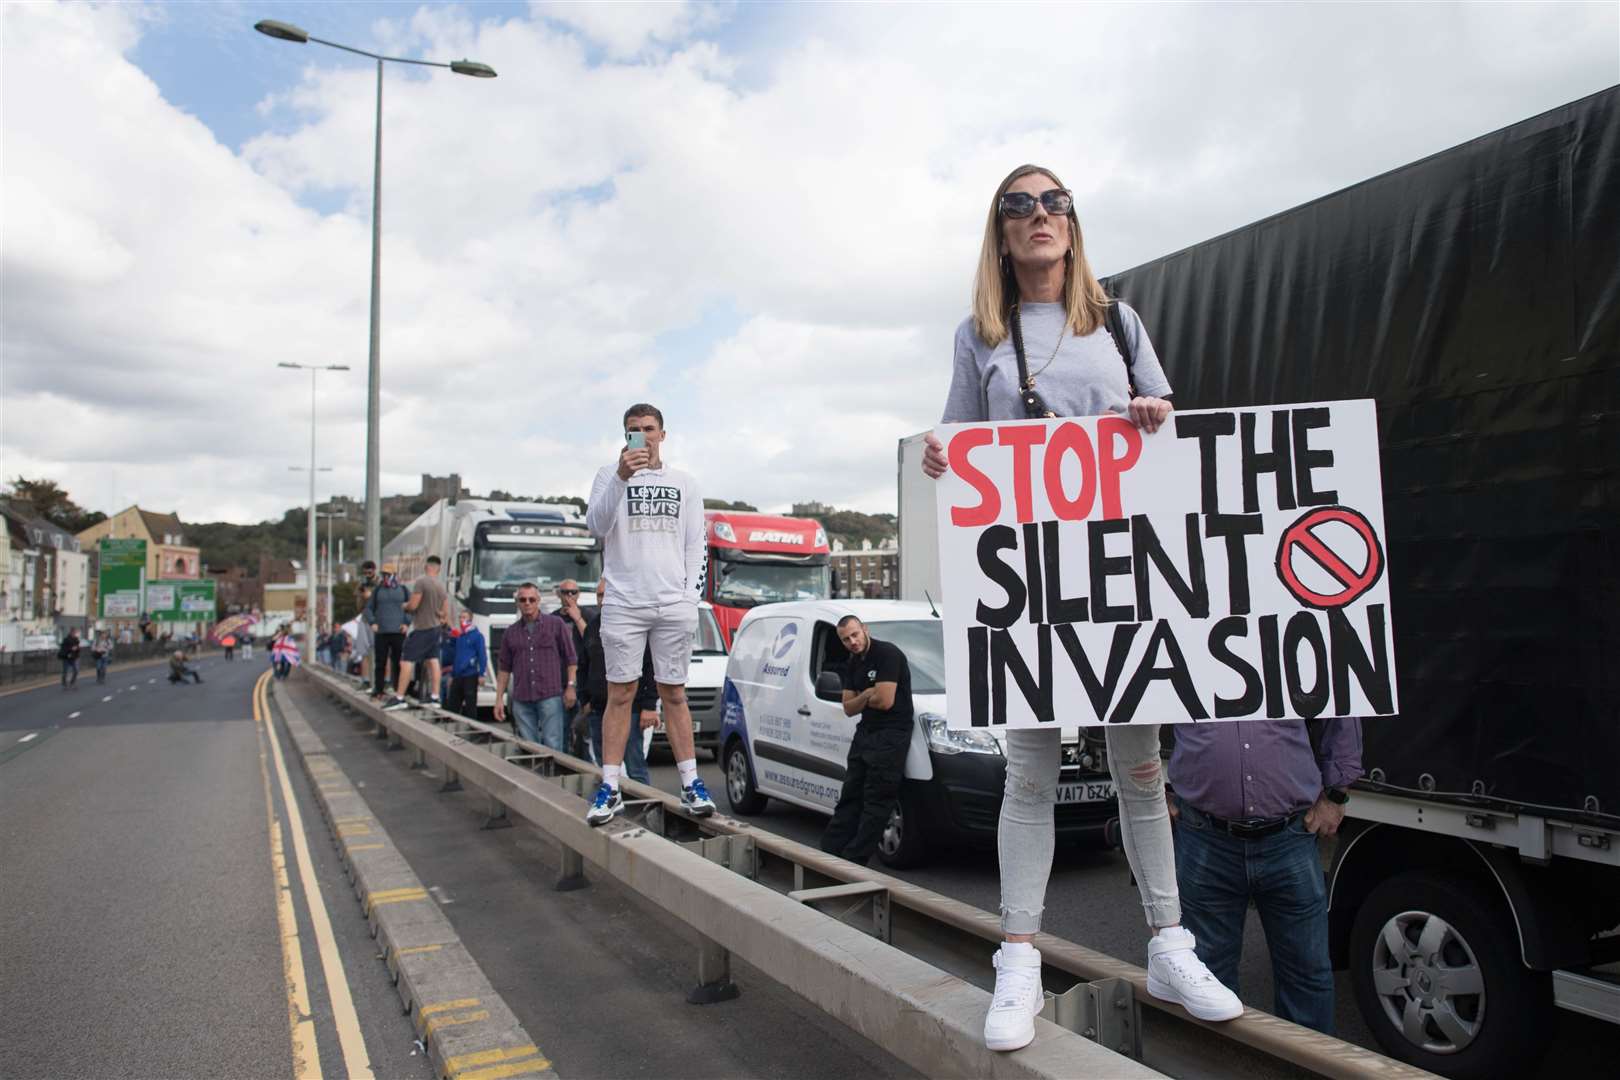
[601,602,698,686]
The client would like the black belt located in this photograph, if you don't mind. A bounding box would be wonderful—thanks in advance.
[1199,808,1304,838]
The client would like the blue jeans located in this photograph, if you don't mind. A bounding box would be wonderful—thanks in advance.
[511,696,567,751]
[1171,795,1335,1033]
[587,707,650,784]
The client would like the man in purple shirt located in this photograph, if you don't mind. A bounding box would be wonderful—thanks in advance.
[493,582,577,751]
[1167,718,1362,1034]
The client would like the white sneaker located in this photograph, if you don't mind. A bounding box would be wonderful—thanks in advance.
[983,945,1044,1051]
[1146,927,1242,1021]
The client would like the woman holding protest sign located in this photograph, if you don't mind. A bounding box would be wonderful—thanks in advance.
[922,164,1242,1050]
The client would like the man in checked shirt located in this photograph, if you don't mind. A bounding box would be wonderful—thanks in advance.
[1166,717,1363,1034]
[493,581,577,751]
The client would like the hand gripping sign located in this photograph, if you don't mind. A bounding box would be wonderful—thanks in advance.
[934,400,1397,729]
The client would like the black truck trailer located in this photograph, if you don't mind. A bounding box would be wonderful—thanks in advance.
[1106,87,1619,1078]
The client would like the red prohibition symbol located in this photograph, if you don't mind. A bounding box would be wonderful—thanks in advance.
[1275,505,1386,609]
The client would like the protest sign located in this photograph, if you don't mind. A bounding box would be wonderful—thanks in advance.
[934,400,1396,729]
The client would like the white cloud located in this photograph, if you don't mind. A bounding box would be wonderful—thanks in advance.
[3,0,1617,534]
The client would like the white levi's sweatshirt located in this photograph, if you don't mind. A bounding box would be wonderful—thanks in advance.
[586,461,706,608]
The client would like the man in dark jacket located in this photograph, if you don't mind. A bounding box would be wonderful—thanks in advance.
[577,579,653,784]
[59,630,82,690]
[364,563,410,700]
[820,615,914,866]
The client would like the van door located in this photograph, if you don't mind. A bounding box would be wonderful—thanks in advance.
[785,619,860,811]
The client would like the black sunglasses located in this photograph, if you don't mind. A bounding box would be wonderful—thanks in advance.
[516,596,540,604]
[999,188,1073,219]
[558,589,579,596]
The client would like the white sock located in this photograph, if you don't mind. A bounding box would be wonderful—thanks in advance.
[676,757,700,788]
[1001,941,1038,958]
[603,763,622,791]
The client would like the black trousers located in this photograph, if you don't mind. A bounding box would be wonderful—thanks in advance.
[373,632,404,694]
[446,675,481,719]
[820,726,909,864]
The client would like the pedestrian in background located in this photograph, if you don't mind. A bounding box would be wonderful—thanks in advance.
[492,582,576,749]
[58,629,81,690]
[819,615,914,866]
[365,563,410,702]
[1167,719,1363,1033]
[169,649,203,684]
[384,555,450,709]
[577,578,652,783]
[557,579,591,756]
[445,609,489,720]
[92,631,113,684]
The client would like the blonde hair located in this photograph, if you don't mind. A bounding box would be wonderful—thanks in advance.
[971,164,1112,348]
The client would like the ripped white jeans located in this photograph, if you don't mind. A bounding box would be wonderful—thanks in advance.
[998,724,1180,934]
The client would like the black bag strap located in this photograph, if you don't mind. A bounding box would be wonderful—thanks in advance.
[1104,299,1136,397]
[1008,305,1048,419]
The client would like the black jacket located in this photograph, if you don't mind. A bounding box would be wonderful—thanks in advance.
[578,608,658,713]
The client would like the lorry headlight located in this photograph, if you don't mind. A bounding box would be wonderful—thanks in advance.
[714,522,736,542]
[920,712,1002,756]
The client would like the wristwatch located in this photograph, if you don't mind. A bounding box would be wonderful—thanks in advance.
[1324,787,1350,805]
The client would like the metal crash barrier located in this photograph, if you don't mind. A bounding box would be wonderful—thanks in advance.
[300,667,1431,1080]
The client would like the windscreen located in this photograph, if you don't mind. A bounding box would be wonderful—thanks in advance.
[870,619,945,694]
[712,560,830,607]
[473,546,601,591]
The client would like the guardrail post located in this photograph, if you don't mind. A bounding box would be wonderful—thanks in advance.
[556,846,587,892]
[1040,977,1141,1060]
[439,767,462,793]
[410,747,427,771]
[480,793,511,831]
[386,730,403,751]
[687,934,740,1005]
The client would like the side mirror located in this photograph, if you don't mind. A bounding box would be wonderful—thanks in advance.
[814,670,843,703]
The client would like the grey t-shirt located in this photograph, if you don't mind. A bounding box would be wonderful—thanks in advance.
[410,575,449,631]
[941,301,1171,423]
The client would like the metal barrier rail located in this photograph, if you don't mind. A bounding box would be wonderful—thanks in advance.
[303,667,1433,1080]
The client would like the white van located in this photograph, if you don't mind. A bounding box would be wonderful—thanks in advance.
[719,599,1118,867]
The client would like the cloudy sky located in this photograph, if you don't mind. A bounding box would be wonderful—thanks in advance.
[3,1,1616,526]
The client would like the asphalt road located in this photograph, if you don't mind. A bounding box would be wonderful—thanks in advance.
[0,657,433,1080]
[276,677,918,1080]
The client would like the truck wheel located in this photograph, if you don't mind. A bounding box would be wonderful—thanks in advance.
[876,784,932,869]
[1349,871,1552,1079]
[723,739,767,815]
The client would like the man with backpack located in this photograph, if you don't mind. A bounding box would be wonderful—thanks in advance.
[364,563,410,701]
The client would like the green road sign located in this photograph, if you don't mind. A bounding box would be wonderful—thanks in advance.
[147,580,217,623]
[98,538,146,618]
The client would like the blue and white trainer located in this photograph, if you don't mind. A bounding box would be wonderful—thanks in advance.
[585,782,623,826]
[681,777,716,817]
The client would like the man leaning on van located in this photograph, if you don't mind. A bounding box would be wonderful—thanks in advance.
[820,615,914,866]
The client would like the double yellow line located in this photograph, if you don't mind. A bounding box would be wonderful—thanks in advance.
[254,671,374,1080]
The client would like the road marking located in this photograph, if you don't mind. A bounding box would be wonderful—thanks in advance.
[366,887,429,912]
[148,678,156,684]
[445,1045,546,1073]
[256,671,375,1079]
[394,943,442,958]
[344,842,385,852]
[253,672,320,1079]
[421,997,482,1015]
[19,733,38,743]
[429,884,456,905]
[423,1009,491,1037]
[102,696,113,702]
[128,685,137,690]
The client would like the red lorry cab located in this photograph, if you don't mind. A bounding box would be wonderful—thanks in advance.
[703,511,831,645]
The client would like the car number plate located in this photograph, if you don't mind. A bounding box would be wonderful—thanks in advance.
[1057,781,1115,804]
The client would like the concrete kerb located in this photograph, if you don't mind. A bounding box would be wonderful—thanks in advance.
[301,668,1164,1080]
[270,680,557,1080]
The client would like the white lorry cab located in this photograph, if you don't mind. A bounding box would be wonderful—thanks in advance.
[383,499,601,707]
[719,599,1118,867]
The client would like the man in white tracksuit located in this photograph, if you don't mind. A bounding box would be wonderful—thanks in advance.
[583,402,716,824]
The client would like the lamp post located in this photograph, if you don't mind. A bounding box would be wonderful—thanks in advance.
[280,361,348,662]
[254,19,496,571]
[317,507,347,635]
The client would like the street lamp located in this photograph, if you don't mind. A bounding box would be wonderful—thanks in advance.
[317,507,348,637]
[254,19,497,572]
[280,361,348,662]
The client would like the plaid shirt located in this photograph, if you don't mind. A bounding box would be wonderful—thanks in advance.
[497,613,576,702]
